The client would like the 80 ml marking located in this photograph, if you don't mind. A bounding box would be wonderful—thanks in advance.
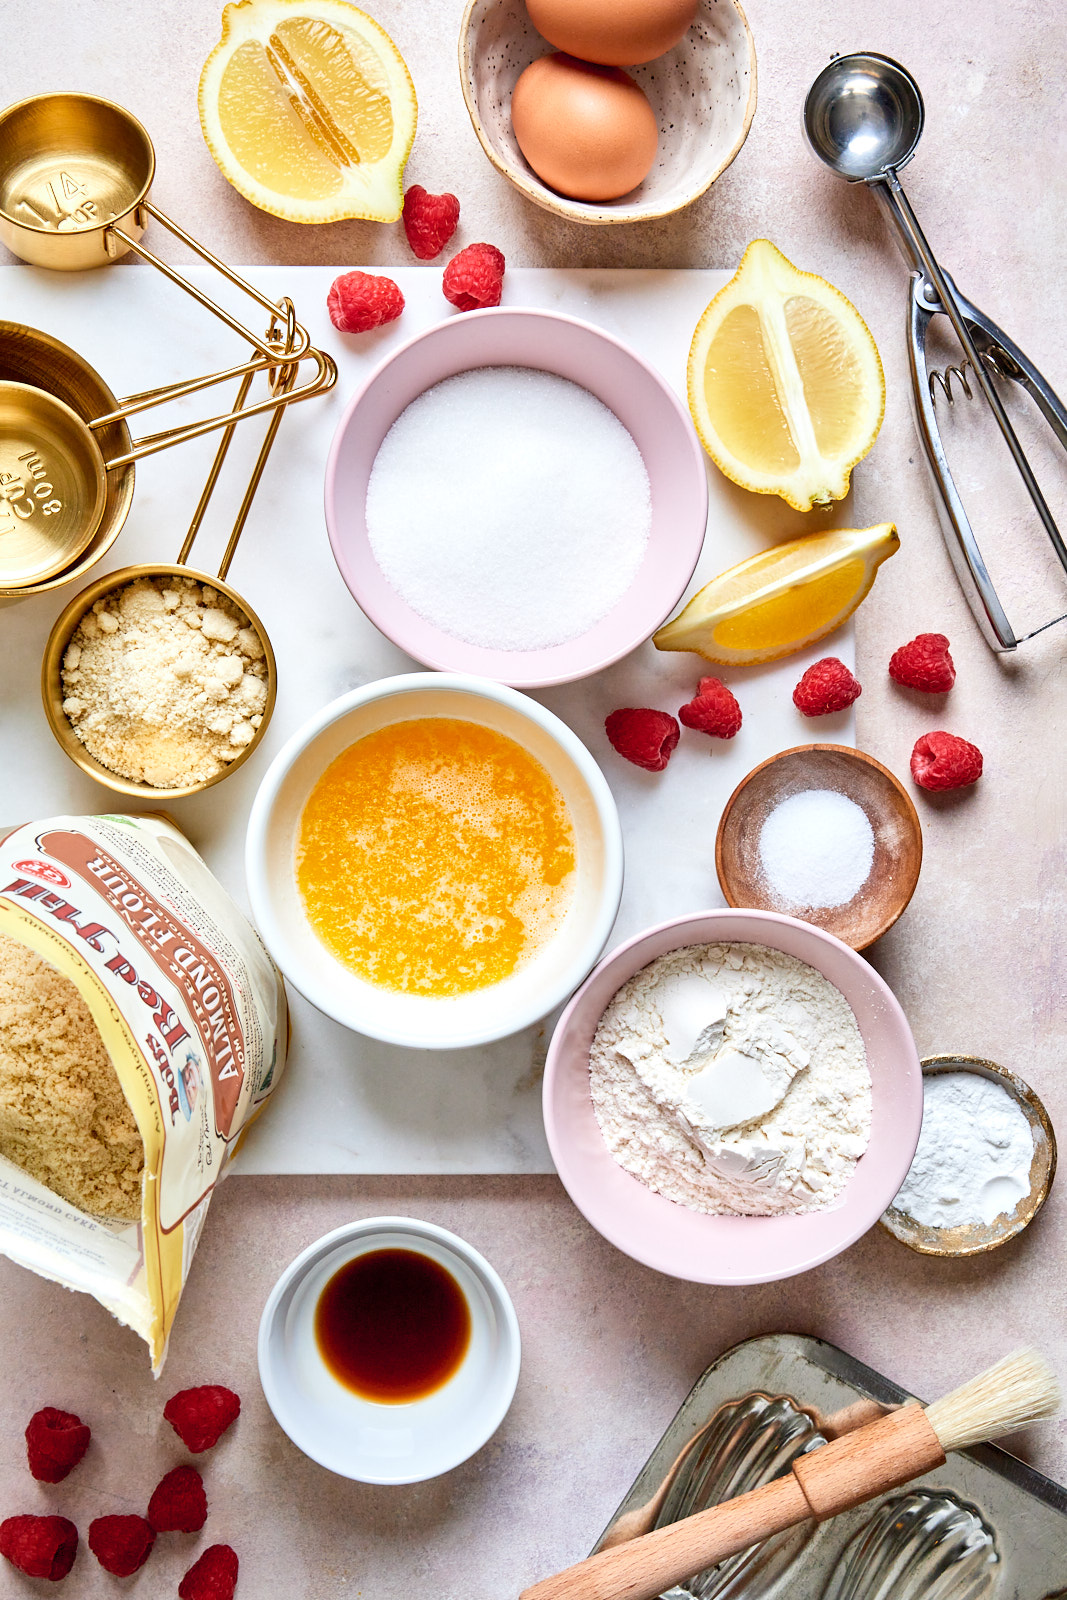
[0,450,63,523]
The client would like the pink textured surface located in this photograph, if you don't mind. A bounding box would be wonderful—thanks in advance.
[2,0,1067,1594]
[544,911,922,1284]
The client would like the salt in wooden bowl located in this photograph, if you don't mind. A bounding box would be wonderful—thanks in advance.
[715,744,922,951]
[458,0,757,225]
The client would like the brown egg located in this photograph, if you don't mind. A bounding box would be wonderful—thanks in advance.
[511,55,658,203]
[526,0,700,67]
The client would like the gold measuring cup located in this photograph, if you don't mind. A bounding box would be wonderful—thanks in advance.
[40,320,302,800]
[0,93,155,271]
[0,382,107,584]
[0,321,136,598]
[0,90,336,603]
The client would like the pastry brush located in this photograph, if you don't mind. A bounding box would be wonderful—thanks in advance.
[519,1349,1060,1600]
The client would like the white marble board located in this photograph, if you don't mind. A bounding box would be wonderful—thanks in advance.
[0,264,856,1174]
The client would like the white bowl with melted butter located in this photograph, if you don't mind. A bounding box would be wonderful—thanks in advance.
[246,674,623,1048]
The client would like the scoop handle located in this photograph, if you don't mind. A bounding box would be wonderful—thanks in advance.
[518,1474,811,1600]
[519,1406,945,1600]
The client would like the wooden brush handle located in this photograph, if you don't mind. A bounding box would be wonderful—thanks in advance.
[519,1406,945,1600]
[518,1475,811,1600]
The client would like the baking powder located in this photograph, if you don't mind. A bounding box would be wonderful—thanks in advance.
[589,942,871,1216]
[892,1071,1034,1229]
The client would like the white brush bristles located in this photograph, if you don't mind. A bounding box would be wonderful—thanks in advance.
[925,1349,1062,1453]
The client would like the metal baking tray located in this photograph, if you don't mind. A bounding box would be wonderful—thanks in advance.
[593,1333,1067,1599]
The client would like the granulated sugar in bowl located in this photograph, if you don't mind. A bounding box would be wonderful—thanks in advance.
[365,366,651,652]
[325,307,708,687]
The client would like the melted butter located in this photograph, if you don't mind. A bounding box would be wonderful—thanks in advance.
[295,717,576,996]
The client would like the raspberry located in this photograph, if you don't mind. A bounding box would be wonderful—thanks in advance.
[164,1385,241,1454]
[910,731,983,791]
[88,1515,155,1577]
[326,271,405,334]
[889,632,955,693]
[678,676,742,738]
[179,1543,239,1600]
[792,657,862,717]
[442,243,505,311]
[604,708,679,772]
[148,1464,208,1533]
[25,1406,91,1482]
[403,185,460,260]
[0,1515,78,1580]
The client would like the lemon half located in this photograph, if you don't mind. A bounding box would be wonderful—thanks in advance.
[688,240,886,512]
[198,0,417,224]
[653,523,900,665]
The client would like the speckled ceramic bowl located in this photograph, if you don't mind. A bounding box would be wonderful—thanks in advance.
[458,0,757,224]
[543,909,923,1285]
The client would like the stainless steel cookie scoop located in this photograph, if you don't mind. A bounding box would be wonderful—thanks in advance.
[804,51,1067,653]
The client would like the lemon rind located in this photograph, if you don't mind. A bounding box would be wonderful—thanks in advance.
[198,0,417,225]
[653,523,899,663]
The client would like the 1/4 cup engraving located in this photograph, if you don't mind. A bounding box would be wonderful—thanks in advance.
[16,169,99,232]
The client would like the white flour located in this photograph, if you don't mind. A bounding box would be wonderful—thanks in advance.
[589,943,871,1216]
[892,1071,1034,1229]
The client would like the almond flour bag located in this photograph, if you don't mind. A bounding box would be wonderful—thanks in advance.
[0,814,287,1370]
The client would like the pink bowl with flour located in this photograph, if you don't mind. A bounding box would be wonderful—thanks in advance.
[324,307,709,688]
[544,909,923,1285]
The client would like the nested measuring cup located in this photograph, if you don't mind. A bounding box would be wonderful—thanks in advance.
[0,321,136,600]
[0,381,107,584]
[0,90,335,598]
[39,321,310,800]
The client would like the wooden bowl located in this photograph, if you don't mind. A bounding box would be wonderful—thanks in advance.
[458,0,757,225]
[715,744,922,951]
[880,1056,1057,1256]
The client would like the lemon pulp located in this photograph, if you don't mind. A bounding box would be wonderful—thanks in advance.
[688,240,886,511]
[199,0,417,223]
[654,524,900,665]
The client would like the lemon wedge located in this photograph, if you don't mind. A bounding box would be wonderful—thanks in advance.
[653,523,899,665]
[688,240,886,511]
[198,0,417,224]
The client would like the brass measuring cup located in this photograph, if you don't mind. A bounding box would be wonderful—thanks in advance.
[0,90,335,601]
[0,382,107,584]
[40,321,299,800]
[0,321,136,600]
[0,90,339,795]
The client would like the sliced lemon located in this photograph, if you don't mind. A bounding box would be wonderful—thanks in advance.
[688,240,886,512]
[198,0,417,224]
[654,523,899,665]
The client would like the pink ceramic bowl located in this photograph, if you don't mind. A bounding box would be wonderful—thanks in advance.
[324,307,708,688]
[543,910,922,1285]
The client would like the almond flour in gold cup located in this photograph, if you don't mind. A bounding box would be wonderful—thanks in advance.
[42,533,280,803]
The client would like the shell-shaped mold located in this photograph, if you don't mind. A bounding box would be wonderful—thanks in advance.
[822,1490,998,1600]
[656,1391,826,1600]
